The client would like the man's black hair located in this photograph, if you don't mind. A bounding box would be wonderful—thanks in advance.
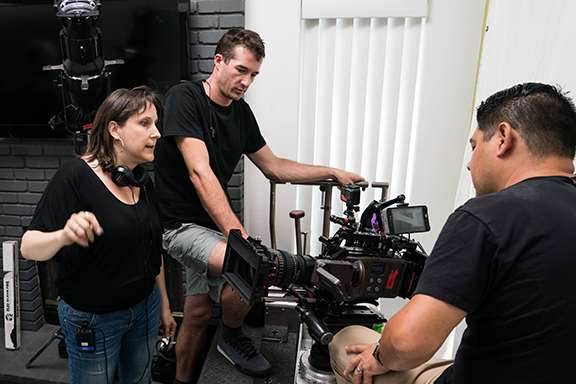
[476,82,576,159]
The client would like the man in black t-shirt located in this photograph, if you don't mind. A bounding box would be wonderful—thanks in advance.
[329,82,576,384]
[154,28,364,382]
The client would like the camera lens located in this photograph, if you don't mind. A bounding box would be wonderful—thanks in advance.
[270,249,315,288]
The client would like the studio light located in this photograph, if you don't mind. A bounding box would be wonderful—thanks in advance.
[44,0,123,133]
[55,0,98,17]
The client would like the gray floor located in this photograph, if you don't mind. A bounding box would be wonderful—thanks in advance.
[197,323,298,384]
[0,321,300,384]
[0,324,168,384]
[0,324,70,384]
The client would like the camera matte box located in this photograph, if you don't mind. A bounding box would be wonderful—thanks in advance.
[3,241,21,350]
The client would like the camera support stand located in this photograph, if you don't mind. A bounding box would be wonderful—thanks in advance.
[25,327,65,369]
[295,305,386,383]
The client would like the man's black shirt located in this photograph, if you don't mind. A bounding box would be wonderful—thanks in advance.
[154,80,266,231]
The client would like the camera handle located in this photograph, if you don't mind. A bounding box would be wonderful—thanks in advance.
[315,264,346,300]
[289,209,308,255]
[374,194,406,211]
[288,289,335,346]
[298,305,334,345]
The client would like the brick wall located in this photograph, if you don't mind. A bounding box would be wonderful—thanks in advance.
[0,0,245,330]
[0,139,77,330]
[190,0,245,82]
[0,139,76,244]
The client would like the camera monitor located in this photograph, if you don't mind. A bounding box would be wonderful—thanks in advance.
[386,205,430,235]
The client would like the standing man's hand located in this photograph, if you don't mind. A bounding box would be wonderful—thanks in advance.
[332,169,365,186]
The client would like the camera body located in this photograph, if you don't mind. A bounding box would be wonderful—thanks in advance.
[223,227,426,305]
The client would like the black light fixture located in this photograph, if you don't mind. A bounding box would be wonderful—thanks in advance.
[55,0,99,16]
[44,0,123,134]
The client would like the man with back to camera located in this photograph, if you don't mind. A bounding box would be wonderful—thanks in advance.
[153,28,364,383]
[328,82,576,384]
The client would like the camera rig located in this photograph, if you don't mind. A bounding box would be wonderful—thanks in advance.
[222,184,429,349]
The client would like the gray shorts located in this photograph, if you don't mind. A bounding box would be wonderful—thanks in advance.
[162,223,227,303]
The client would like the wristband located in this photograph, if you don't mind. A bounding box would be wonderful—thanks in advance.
[372,341,384,366]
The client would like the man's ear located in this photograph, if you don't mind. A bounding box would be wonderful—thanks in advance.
[495,122,516,157]
[214,54,224,70]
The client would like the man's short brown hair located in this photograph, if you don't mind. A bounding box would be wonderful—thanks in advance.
[215,28,266,63]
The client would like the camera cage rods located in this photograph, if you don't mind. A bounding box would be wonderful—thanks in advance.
[268,180,388,250]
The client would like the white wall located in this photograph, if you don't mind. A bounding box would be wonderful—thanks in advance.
[244,0,303,249]
[456,0,576,205]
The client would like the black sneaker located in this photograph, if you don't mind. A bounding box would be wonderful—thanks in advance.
[217,330,272,378]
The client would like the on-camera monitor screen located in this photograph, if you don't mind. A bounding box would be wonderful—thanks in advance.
[387,206,429,235]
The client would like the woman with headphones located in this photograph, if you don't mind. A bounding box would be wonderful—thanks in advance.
[21,85,177,384]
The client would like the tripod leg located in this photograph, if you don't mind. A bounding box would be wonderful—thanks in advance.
[25,327,63,369]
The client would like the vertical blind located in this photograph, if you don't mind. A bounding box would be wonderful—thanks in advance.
[295,15,426,255]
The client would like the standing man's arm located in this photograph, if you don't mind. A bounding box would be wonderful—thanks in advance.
[175,136,247,238]
[343,294,466,382]
[247,145,364,185]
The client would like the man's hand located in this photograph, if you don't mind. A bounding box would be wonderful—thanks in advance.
[332,169,365,186]
[343,343,390,384]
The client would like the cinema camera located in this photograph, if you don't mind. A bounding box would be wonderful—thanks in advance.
[222,184,430,347]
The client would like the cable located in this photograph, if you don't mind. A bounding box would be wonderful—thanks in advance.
[155,337,177,363]
[203,79,216,138]
[130,185,152,384]
[91,326,109,384]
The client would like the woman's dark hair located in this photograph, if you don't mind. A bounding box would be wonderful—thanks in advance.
[215,28,266,63]
[83,85,163,168]
[476,82,576,159]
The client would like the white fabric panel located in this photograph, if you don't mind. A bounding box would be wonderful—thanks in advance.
[312,19,338,246]
[294,19,320,249]
[360,19,388,200]
[374,18,403,187]
[329,19,352,170]
[396,18,423,199]
[344,19,370,173]
[302,0,429,19]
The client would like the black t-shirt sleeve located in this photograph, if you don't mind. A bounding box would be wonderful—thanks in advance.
[28,161,83,233]
[162,82,206,141]
[414,209,498,314]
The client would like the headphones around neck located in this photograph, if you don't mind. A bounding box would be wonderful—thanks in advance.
[104,163,149,188]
